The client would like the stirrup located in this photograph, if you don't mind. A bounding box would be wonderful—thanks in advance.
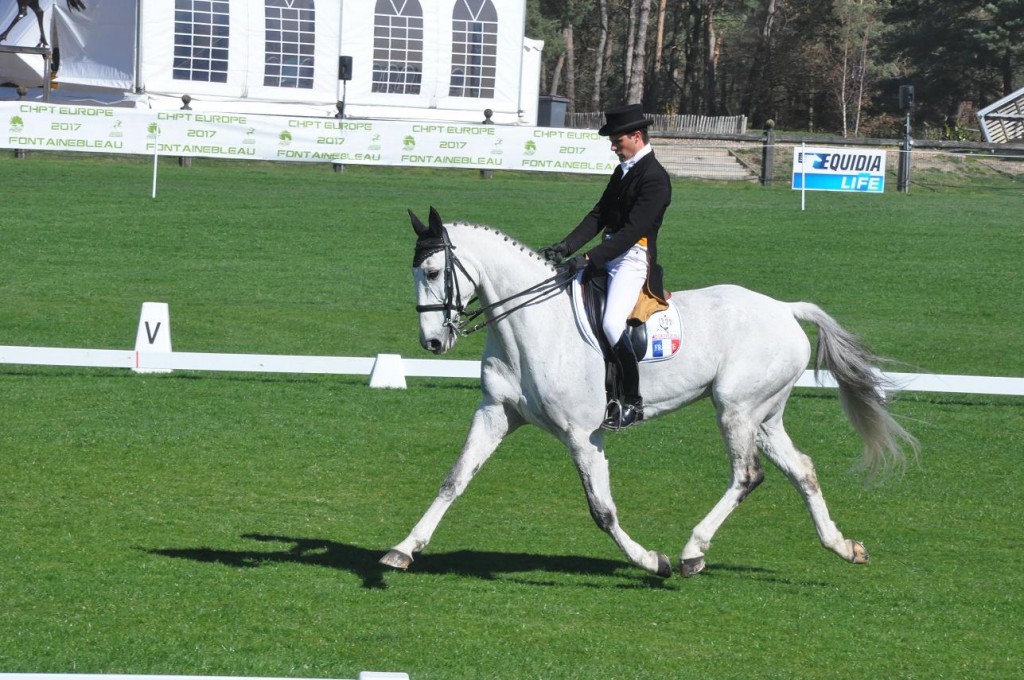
[601,399,643,431]
[601,400,621,430]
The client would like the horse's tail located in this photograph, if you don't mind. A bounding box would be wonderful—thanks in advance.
[790,302,919,479]
[68,0,86,12]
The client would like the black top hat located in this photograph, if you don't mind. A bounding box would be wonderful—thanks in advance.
[598,104,654,136]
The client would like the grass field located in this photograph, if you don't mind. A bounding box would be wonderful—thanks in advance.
[1,153,1022,678]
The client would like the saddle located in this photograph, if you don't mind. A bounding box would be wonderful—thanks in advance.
[572,270,683,408]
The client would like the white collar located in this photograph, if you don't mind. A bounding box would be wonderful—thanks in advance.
[620,143,653,176]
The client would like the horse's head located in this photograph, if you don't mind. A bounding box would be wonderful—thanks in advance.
[410,208,478,354]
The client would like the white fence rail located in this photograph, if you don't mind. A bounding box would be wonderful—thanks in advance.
[1,345,1022,396]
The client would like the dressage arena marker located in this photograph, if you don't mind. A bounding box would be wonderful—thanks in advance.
[0,674,408,680]
[368,353,408,389]
[132,302,172,374]
[0,302,1020,396]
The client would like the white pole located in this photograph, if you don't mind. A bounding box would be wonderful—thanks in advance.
[151,124,159,199]
[516,0,527,121]
[800,142,806,211]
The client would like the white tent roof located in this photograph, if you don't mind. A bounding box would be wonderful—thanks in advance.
[1,0,542,124]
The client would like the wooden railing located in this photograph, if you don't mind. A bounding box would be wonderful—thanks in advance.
[566,112,747,135]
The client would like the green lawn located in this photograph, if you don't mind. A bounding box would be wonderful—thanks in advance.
[0,153,1021,678]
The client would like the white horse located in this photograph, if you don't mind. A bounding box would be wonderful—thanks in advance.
[381,208,918,578]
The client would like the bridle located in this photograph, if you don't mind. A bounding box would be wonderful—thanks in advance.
[414,226,478,335]
[414,226,571,337]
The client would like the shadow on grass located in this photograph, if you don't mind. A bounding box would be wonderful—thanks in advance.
[700,563,832,588]
[147,534,833,590]
[146,533,680,590]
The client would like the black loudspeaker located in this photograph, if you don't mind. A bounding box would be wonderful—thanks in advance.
[899,84,915,111]
[339,55,353,81]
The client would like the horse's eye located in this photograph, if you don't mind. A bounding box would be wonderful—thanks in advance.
[426,270,441,281]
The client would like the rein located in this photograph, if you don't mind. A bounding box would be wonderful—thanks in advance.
[415,227,571,336]
[458,270,569,335]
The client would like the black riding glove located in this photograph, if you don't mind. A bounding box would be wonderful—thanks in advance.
[539,242,570,263]
[563,254,590,276]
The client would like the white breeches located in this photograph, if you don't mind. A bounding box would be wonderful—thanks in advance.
[601,245,649,345]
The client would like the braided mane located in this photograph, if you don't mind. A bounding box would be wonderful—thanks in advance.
[447,221,555,269]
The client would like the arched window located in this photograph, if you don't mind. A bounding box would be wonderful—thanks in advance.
[173,0,230,83]
[264,0,316,89]
[373,0,424,95]
[449,0,497,98]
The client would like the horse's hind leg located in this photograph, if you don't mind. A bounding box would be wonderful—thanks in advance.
[569,432,672,578]
[31,2,48,48]
[758,417,868,564]
[380,402,518,570]
[680,406,764,577]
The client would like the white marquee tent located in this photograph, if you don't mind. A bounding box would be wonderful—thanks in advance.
[0,0,543,124]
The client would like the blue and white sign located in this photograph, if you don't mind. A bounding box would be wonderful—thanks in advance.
[792,146,887,193]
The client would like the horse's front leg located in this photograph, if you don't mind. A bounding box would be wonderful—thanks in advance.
[568,430,673,578]
[0,8,28,43]
[380,401,518,570]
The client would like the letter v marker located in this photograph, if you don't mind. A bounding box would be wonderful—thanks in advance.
[133,302,173,374]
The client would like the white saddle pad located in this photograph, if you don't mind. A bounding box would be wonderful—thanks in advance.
[570,274,682,364]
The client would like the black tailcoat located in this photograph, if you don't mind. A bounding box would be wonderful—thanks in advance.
[562,151,672,297]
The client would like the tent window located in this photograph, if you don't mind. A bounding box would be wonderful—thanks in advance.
[449,0,497,98]
[173,0,230,83]
[372,0,424,95]
[264,0,316,89]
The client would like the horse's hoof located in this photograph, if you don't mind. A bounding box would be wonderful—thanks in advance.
[654,552,672,578]
[379,549,413,570]
[850,540,869,564]
[680,556,705,578]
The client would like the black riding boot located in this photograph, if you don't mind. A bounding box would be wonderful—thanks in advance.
[602,332,644,431]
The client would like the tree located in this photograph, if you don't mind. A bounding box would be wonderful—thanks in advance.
[626,0,654,102]
[644,0,669,111]
[527,0,1019,135]
[527,0,565,98]
[741,0,783,126]
[678,1,706,113]
[885,0,1018,125]
[710,2,728,114]
[973,0,1024,96]
[591,0,610,109]
[564,23,576,108]
[828,0,888,136]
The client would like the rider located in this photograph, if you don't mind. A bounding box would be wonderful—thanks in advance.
[540,103,672,430]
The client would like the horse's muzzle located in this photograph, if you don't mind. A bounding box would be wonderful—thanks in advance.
[420,331,454,355]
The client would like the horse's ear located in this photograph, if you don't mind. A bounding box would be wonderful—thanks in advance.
[409,209,429,237]
[428,206,444,237]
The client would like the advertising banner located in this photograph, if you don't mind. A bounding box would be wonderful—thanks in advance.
[791,145,886,193]
[0,102,617,175]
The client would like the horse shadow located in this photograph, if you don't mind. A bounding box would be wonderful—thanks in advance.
[145,533,685,590]
[146,534,825,589]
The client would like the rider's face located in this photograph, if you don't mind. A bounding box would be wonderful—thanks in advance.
[609,130,643,162]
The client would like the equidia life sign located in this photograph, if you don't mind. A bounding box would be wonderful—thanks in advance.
[792,146,887,193]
